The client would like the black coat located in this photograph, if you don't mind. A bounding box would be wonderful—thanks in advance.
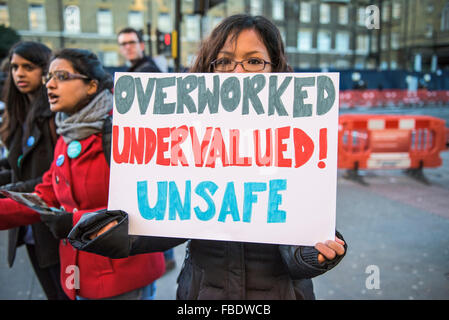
[0,108,59,268]
[68,210,347,300]
[128,56,161,73]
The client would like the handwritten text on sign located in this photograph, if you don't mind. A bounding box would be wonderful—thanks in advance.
[108,73,340,246]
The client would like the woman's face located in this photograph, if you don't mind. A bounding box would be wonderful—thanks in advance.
[46,58,97,114]
[10,54,43,96]
[215,28,272,73]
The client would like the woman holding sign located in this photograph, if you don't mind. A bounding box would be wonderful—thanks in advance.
[68,14,347,300]
[0,48,165,300]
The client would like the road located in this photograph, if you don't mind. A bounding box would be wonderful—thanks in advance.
[1,105,448,300]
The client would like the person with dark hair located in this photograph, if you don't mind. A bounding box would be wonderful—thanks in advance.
[0,41,67,300]
[117,27,161,73]
[68,14,347,300]
[0,48,165,300]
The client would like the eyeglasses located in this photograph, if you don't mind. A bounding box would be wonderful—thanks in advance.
[118,40,139,47]
[43,70,90,84]
[210,58,273,72]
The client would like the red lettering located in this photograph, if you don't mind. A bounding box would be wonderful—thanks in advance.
[156,127,170,166]
[190,127,213,167]
[144,128,156,164]
[293,128,314,168]
[130,127,145,164]
[254,129,273,166]
[205,128,229,168]
[112,125,130,164]
[229,129,251,166]
[275,126,292,167]
[170,126,189,166]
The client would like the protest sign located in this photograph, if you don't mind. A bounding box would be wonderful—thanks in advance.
[108,72,339,246]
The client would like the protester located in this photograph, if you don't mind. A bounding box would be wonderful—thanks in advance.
[0,41,67,300]
[68,14,347,300]
[117,26,176,272]
[0,48,165,300]
[117,27,161,73]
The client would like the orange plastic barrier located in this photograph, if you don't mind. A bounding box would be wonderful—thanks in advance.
[338,114,448,170]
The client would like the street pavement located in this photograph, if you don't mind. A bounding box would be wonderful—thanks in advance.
[1,106,449,300]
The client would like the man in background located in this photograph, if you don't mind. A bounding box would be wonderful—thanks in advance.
[117,27,161,73]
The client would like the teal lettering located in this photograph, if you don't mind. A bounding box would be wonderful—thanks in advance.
[154,77,176,114]
[114,75,135,114]
[317,75,335,115]
[268,76,291,116]
[267,179,287,223]
[198,75,219,114]
[220,77,241,112]
[135,77,155,115]
[137,181,167,220]
[177,75,198,114]
[218,182,240,222]
[242,182,267,223]
[242,75,265,115]
[293,77,315,118]
[194,181,218,221]
[169,180,191,220]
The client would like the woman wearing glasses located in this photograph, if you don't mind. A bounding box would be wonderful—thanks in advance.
[0,41,68,300]
[0,48,165,300]
[69,14,347,300]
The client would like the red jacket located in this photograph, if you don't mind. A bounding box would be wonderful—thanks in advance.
[0,133,165,299]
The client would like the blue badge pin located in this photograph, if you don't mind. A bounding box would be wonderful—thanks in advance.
[67,140,82,159]
[56,154,65,167]
[27,136,35,147]
[17,155,23,167]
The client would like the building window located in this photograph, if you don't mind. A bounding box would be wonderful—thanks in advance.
[28,4,46,32]
[272,0,284,21]
[97,9,113,35]
[185,15,200,41]
[357,7,365,26]
[382,2,390,22]
[0,4,9,27]
[391,32,400,50]
[300,2,311,23]
[336,31,349,53]
[320,4,330,24]
[357,34,369,53]
[441,3,449,31]
[102,51,119,67]
[425,24,433,38]
[338,6,348,25]
[392,2,401,20]
[317,30,332,51]
[128,11,144,31]
[158,13,171,33]
[251,0,263,16]
[64,5,80,34]
[297,29,313,51]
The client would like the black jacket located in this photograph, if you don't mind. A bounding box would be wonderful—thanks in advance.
[68,210,347,300]
[0,108,59,268]
[128,56,161,73]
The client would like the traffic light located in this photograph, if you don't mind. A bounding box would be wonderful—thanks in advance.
[156,29,171,55]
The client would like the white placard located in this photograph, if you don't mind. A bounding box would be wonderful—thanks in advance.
[108,72,340,246]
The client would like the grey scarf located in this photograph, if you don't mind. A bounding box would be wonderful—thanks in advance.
[55,89,112,143]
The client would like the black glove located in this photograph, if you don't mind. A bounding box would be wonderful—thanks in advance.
[40,211,73,239]
[68,209,131,259]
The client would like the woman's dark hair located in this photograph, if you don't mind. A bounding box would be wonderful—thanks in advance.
[190,14,292,73]
[51,48,113,97]
[0,41,52,146]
